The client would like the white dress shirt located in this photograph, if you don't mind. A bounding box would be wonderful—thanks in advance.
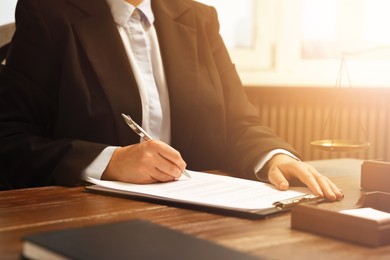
[83,0,170,180]
[108,0,171,143]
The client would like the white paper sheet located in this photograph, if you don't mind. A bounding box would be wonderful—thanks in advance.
[87,170,311,212]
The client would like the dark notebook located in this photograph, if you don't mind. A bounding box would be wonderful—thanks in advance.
[23,219,260,260]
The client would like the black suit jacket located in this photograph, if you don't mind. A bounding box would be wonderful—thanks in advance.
[0,0,297,189]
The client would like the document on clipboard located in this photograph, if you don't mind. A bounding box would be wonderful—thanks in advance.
[86,170,322,217]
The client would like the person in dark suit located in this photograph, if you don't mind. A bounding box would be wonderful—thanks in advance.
[0,0,343,200]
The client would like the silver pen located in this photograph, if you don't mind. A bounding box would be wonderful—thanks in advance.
[121,113,191,179]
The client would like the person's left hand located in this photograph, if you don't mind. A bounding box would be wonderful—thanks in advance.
[265,154,344,201]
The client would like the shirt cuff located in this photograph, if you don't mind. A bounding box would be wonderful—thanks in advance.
[254,149,300,181]
[82,146,118,180]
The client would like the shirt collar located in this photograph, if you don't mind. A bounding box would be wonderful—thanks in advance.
[106,0,154,28]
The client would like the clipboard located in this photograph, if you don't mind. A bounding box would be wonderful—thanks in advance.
[85,170,322,218]
[86,185,321,218]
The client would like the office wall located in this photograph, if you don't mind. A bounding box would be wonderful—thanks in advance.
[245,87,390,162]
[0,0,17,26]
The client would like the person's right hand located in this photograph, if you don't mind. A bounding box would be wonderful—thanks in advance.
[101,140,187,183]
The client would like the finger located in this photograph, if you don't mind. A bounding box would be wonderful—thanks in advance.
[148,140,187,172]
[120,167,160,184]
[154,154,183,178]
[149,168,177,182]
[136,144,182,179]
[305,165,346,201]
[322,175,344,200]
[310,170,336,200]
[158,150,187,172]
[137,174,160,183]
[306,165,345,201]
[268,166,290,190]
[280,164,323,197]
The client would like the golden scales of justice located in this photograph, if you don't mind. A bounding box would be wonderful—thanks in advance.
[311,139,370,152]
[310,57,370,152]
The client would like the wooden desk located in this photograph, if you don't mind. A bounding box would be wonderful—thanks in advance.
[1,159,389,259]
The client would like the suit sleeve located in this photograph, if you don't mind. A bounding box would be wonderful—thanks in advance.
[0,0,106,189]
[205,7,300,179]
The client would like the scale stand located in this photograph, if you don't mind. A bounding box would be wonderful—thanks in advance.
[310,57,370,152]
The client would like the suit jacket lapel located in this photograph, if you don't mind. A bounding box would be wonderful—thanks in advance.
[65,0,142,144]
[152,0,200,154]
[64,0,201,151]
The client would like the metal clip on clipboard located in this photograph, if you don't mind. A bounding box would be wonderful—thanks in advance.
[273,194,323,210]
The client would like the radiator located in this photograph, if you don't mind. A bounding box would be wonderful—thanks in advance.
[245,87,390,162]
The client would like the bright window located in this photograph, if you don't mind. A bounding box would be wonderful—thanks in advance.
[0,0,17,26]
[195,0,254,49]
[198,0,390,88]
